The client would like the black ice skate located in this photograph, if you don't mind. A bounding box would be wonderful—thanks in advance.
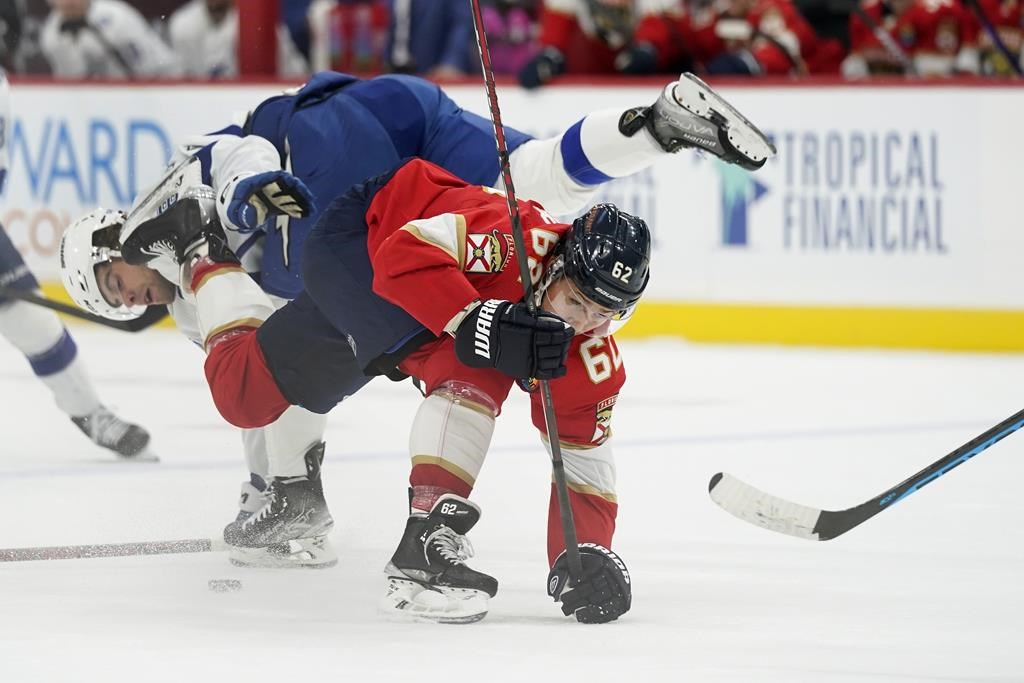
[381,493,498,624]
[621,72,776,171]
[71,406,151,458]
[223,443,336,569]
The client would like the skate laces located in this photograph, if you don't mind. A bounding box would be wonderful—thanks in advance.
[425,526,474,566]
[86,408,131,447]
[243,485,283,528]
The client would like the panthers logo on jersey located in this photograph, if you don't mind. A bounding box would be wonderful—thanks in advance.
[592,395,618,443]
[464,230,515,274]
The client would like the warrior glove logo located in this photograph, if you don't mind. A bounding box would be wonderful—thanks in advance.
[474,299,502,360]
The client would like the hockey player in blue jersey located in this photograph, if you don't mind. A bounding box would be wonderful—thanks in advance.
[154,70,773,301]
[0,72,150,459]
[59,70,774,566]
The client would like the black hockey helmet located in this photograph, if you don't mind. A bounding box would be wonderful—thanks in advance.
[562,203,651,313]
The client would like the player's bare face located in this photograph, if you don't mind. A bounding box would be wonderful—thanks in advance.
[95,259,176,308]
[542,277,618,335]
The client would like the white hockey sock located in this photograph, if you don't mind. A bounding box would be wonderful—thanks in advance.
[506,109,664,216]
[409,389,496,512]
[566,108,664,180]
[0,300,101,417]
[265,405,328,478]
[240,427,270,481]
[40,356,104,418]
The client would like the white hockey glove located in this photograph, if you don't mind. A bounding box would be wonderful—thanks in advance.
[224,170,316,233]
[547,543,632,624]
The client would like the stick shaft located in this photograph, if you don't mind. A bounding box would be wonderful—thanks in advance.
[468,0,582,580]
[0,538,223,562]
[0,286,168,333]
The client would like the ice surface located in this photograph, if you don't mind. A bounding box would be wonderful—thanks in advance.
[1,327,1021,682]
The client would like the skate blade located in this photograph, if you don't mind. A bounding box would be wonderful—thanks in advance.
[123,449,159,463]
[228,537,337,569]
[380,576,489,624]
[676,73,776,163]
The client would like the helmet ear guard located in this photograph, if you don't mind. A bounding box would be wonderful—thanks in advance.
[562,203,652,315]
[60,208,146,321]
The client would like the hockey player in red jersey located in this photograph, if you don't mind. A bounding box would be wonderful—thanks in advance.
[118,157,649,624]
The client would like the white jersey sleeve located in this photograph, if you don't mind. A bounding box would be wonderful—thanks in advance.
[203,134,284,234]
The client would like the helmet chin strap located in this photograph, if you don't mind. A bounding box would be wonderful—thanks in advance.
[534,254,565,312]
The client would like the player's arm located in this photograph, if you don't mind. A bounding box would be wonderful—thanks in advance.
[508,75,774,215]
[199,133,316,233]
[120,190,287,428]
[538,335,630,624]
[365,159,573,381]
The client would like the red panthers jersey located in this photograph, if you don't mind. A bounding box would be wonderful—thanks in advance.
[368,159,626,447]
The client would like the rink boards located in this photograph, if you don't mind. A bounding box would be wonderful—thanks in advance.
[4,79,1022,350]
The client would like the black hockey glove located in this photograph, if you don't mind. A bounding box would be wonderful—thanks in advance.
[518,47,566,90]
[548,543,631,624]
[454,299,574,380]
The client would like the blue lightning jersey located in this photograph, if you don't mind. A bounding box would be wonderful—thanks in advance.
[199,71,532,300]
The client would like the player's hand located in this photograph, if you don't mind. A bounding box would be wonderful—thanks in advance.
[518,47,566,90]
[454,299,574,380]
[226,170,316,232]
[547,544,632,624]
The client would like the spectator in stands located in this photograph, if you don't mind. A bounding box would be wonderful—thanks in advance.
[168,0,308,79]
[40,0,182,78]
[0,0,23,72]
[517,0,690,89]
[387,0,475,77]
[971,0,1022,75]
[479,0,539,74]
[841,0,979,78]
[699,0,843,76]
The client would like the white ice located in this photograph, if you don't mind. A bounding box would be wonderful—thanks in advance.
[1,327,1021,683]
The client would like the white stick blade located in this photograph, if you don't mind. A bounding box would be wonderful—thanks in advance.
[709,473,823,541]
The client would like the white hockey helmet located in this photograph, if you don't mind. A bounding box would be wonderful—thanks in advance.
[60,208,146,321]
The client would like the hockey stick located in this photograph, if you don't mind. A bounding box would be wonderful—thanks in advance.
[708,407,1024,541]
[963,0,1024,76]
[0,537,227,562]
[0,285,168,333]
[468,0,583,581]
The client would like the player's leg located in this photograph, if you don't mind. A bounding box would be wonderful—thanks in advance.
[532,423,631,624]
[224,406,338,568]
[379,343,514,623]
[0,228,149,457]
[505,74,775,215]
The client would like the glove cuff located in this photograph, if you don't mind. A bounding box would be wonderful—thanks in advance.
[219,171,262,232]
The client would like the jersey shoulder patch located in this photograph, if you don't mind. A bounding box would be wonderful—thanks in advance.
[464,229,515,274]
